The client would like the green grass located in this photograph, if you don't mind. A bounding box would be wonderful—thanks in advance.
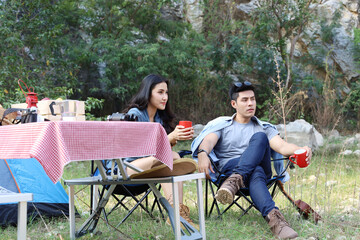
[1,141,360,239]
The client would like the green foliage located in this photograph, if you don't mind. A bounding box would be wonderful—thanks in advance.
[0,0,80,106]
[84,97,105,121]
[0,0,358,130]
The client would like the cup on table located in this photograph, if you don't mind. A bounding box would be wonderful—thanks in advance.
[178,121,192,130]
[289,149,308,168]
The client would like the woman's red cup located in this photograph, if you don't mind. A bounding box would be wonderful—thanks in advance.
[178,121,192,129]
[289,149,308,168]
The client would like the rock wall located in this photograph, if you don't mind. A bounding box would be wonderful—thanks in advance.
[173,0,359,86]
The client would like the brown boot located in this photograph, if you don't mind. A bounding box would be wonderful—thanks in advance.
[215,173,244,205]
[266,209,298,239]
[166,204,199,230]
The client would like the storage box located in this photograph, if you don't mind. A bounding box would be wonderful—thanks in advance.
[11,100,86,121]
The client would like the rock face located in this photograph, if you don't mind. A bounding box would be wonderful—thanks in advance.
[175,0,359,85]
[276,119,324,150]
[183,0,204,32]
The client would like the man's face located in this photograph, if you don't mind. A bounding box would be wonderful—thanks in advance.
[231,90,256,119]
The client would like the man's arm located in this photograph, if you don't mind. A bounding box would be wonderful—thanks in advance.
[269,135,312,163]
[198,133,219,179]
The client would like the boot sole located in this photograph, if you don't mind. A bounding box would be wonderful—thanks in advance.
[215,188,234,205]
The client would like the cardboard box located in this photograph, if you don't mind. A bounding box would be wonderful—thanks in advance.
[12,100,86,121]
[42,114,86,121]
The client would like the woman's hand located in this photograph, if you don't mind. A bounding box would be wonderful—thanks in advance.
[168,125,194,146]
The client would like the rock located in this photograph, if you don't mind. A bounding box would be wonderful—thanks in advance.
[161,2,184,21]
[340,150,353,155]
[353,150,360,156]
[276,119,324,150]
[193,124,204,138]
[344,137,358,146]
[327,129,341,140]
[183,0,203,32]
[355,133,360,141]
[177,0,359,83]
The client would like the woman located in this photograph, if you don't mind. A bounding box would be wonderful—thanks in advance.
[123,74,197,227]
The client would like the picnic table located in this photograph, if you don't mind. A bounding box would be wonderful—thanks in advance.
[0,121,206,239]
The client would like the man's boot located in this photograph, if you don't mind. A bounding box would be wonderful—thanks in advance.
[215,173,244,204]
[265,208,298,239]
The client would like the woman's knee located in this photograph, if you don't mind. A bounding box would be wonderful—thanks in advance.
[172,151,180,160]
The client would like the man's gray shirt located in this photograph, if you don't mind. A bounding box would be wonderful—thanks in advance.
[213,119,278,170]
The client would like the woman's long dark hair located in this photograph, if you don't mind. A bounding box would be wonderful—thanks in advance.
[124,74,176,134]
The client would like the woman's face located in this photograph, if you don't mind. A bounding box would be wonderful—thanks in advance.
[149,82,168,111]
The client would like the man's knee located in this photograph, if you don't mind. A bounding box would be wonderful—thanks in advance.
[249,132,269,147]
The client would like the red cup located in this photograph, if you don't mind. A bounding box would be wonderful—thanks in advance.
[178,121,192,129]
[289,149,308,168]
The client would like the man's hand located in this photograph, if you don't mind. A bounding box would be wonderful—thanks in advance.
[302,146,312,165]
[198,152,215,179]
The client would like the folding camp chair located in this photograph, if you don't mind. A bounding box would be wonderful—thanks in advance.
[205,154,292,219]
[89,160,165,229]
[88,151,198,230]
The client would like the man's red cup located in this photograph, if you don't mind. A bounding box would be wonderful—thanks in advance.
[289,149,308,168]
[178,121,192,129]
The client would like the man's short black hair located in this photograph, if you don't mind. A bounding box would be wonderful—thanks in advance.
[229,81,255,100]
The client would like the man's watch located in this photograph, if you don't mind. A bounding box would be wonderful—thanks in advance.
[198,149,208,155]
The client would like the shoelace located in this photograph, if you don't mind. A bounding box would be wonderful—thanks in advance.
[271,211,290,229]
[226,175,242,191]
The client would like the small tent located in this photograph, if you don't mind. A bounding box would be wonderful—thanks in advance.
[0,158,69,226]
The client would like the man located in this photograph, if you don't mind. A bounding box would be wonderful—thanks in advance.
[191,81,311,239]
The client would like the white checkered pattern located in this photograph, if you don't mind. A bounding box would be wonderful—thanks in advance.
[0,121,173,183]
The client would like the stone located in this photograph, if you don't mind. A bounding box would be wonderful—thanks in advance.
[340,150,353,155]
[355,133,360,141]
[276,119,324,150]
[193,124,204,138]
[353,150,360,156]
[328,129,341,140]
[344,137,357,146]
[183,0,203,32]
[176,0,359,83]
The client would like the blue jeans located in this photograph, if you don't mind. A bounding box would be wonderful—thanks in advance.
[219,132,277,217]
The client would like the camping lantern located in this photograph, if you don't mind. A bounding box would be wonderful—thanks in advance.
[18,79,38,108]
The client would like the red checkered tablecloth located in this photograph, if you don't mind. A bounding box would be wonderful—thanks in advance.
[0,121,173,183]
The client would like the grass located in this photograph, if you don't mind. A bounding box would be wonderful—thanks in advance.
[1,140,360,239]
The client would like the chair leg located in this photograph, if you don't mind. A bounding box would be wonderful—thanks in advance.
[115,188,155,228]
[208,180,221,217]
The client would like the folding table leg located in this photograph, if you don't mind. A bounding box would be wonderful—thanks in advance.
[196,178,206,239]
[69,185,76,240]
[172,182,181,240]
[149,181,203,240]
[75,184,117,237]
[17,201,27,240]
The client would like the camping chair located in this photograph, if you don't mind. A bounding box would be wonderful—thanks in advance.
[87,151,197,230]
[205,153,292,219]
[89,160,165,229]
